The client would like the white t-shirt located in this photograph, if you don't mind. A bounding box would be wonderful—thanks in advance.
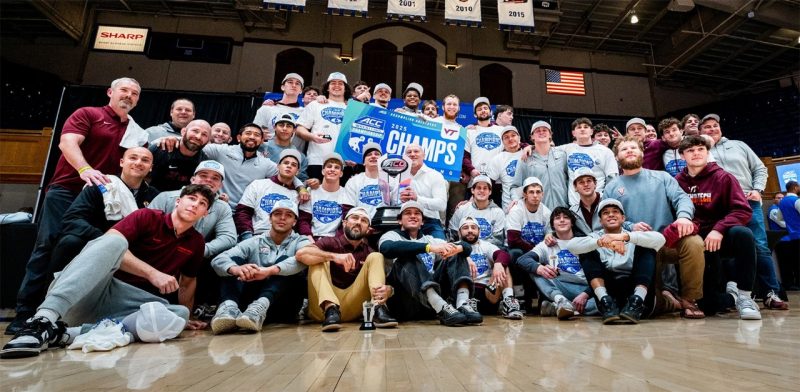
[344,173,392,219]
[529,239,587,284]
[297,101,347,165]
[238,179,299,235]
[469,239,501,285]
[506,202,552,246]
[449,202,506,247]
[466,124,504,173]
[663,147,715,177]
[300,186,347,237]
[253,103,303,141]
[486,149,525,211]
[562,143,618,206]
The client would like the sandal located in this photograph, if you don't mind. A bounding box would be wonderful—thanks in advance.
[680,299,705,319]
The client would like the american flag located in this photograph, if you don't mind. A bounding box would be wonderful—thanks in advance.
[545,69,586,96]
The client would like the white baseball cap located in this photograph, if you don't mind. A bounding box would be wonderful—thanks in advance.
[327,72,348,84]
[135,302,187,343]
[345,206,371,220]
[194,160,225,179]
[404,82,423,97]
[598,198,625,217]
[374,83,392,95]
[531,120,552,133]
[473,97,490,112]
[626,117,646,131]
[282,73,304,87]
[271,199,299,217]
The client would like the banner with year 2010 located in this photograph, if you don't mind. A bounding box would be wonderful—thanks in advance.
[445,0,482,27]
[497,0,535,32]
[335,100,467,182]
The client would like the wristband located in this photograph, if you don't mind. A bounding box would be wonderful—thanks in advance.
[78,165,93,174]
[425,244,431,253]
[298,188,309,194]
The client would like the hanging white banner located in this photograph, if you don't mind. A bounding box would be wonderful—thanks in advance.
[263,0,305,11]
[327,0,368,17]
[497,0,535,32]
[387,0,426,21]
[445,0,482,27]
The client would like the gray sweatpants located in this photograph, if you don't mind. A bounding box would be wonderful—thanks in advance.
[39,234,189,326]
[533,275,599,316]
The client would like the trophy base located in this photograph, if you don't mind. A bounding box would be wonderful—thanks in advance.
[360,322,376,331]
[371,206,401,232]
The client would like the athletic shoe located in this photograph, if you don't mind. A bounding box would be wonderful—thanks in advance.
[211,300,241,335]
[192,303,217,321]
[0,317,66,359]
[236,299,269,332]
[736,295,762,320]
[764,291,789,310]
[500,296,524,320]
[555,297,576,320]
[4,312,33,336]
[297,298,312,324]
[598,296,620,324]
[458,299,483,325]
[619,295,645,324]
[438,304,468,326]
[539,300,556,317]
[321,305,342,332]
[373,305,398,328]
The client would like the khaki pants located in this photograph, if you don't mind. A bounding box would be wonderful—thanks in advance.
[308,252,386,322]
[656,234,705,302]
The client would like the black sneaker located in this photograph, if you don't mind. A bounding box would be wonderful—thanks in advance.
[4,312,34,336]
[373,305,398,328]
[1,317,65,359]
[321,305,342,332]
[457,298,483,325]
[598,295,620,325]
[438,304,468,326]
[619,295,645,324]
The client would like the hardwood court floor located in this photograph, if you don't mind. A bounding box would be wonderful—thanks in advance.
[1,294,798,392]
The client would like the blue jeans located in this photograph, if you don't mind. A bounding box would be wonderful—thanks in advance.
[533,276,599,316]
[386,253,473,320]
[747,200,781,295]
[421,217,446,240]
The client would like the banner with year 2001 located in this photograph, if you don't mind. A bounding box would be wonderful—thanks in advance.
[497,0,535,32]
[335,100,467,182]
[387,0,426,21]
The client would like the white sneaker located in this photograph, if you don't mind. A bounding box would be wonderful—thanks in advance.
[539,300,556,317]
[211,300,240,335]
[555,297,576,320]
[236,299,269,332]
[736,295,762,320]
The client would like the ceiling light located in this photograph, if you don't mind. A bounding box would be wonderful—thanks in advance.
[630,11,639,24]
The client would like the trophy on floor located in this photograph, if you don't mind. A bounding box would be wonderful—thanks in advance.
[360,300,376,331]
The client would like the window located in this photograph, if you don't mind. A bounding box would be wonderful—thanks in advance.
[480,63,513,106]
[273,49,314,92]
[361,39,398,97]
[402,42,437,100]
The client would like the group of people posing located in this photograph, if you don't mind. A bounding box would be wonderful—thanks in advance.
[1,72,795,360]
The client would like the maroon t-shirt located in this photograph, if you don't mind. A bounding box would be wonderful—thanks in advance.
[49,106,128,193]
[315,235,374,289]
[111,209,205,293]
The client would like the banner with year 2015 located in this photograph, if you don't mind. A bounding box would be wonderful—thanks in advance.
[497,0,535,32]
[335,100,467,182]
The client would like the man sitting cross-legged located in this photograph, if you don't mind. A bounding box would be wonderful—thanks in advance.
[567,199,666,324]
[297,207,398,332]
[210,200,311,334]
[1,184,215,359]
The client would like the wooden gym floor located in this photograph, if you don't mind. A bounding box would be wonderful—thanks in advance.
[1,293,798,391]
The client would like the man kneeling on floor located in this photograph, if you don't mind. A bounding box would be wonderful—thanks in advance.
[210,199,310,334]
[567,199,665,324]
[379,201,481,326]
[1,185,215,359]
[296,207,398,332]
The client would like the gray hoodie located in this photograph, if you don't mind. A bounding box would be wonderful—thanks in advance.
[567,229,665,273]
[709,137,767,193]
[211,230,310,277]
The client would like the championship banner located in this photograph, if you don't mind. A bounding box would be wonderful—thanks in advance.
[387,0,426,22]
[263,0,305,12]
[327,0,368,17]
[445,0,482,27]
[497,0,535,32]
[336,100,467,181]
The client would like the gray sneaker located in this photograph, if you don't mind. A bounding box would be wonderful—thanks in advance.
[540,300,557,317]
[555,297,576,320]
[211,300,241,335]
[237,299,269,332]
[500,296,524,320]
[736,295,762,320]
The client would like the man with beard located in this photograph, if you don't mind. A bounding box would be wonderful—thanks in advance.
[146,98,196,142]
[465,97,504,175]
[701,113,788,310]
[449,175,506,247]
[210,122,232,144]
[371,83,392,109]
[394,83,423,115]
[295,72,351,181]
[681,114,701,136]
[401,144,448,239]
[297,207,398,331]
[567,199,666,324]
[380,202,479,326]
[149,119,210,192]
[210,200,311,334]
[9,77,146,335]
[562,117,618,206]
[511,121,569,210]
[422,100,439,119]
[235,150,303,240]
[436,95,472,220]
[486,125,526,212]
[459,217,522,320]
[299,153,347,239]
[253,73,304,142]
[265,115,309,182]
[603,136,706,319]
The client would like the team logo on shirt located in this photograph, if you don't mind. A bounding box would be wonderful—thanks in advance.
[417,252,435,273]
[321,107,344,125]
[259,193,290,213]
[475,217,493,239]
[567,152,595,171]
[475,132,501,150]
[521,222,545,244]
[359,184,383,206]
[505,160,518,177]
[313,200,342,223]
[556,249,581,274]
[471,253,490,275]
[665,159,686,177]
[616,187,625,196]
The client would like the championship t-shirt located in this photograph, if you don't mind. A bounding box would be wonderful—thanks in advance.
[238,178,299,234]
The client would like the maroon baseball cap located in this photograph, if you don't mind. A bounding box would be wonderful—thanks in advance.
[661,221,700,248]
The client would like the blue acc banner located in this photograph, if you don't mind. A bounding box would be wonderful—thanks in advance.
[336,100,467,182]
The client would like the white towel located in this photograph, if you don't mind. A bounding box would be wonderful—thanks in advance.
[68,319,133,353]
[102,175,139,221]
[119,115,149,148]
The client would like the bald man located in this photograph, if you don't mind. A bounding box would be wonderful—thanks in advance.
[210,122,232,144]
[149,119,211,192]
